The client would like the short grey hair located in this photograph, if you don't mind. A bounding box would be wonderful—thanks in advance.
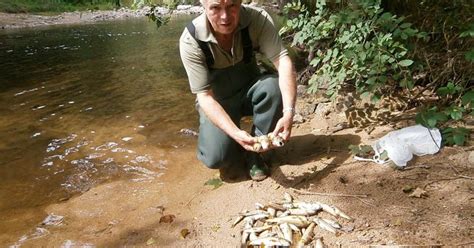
[200,0,243,6]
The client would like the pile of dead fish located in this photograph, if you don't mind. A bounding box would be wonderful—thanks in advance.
[232,193,352,247]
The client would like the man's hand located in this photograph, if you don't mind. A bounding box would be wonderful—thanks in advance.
[272,111,293,141]
[197,90,272,152]
[232,130,258,152]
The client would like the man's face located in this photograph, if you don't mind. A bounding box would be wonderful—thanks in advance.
[204,0,241,36]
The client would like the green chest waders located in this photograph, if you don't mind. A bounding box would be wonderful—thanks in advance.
[187,24,283,169]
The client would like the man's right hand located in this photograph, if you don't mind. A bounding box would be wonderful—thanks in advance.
[197,90,260,152]
[232,130,257,152]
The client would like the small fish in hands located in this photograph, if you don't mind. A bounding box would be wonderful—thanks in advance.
[252,132,286,152]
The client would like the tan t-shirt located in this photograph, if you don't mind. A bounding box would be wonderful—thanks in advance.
[179,5,288,94]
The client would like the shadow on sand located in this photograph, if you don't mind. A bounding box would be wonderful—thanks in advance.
[269,133,361,189]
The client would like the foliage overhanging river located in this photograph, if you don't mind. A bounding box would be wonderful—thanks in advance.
[0,16,199,243]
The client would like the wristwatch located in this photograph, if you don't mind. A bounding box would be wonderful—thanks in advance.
[282,107,295,115]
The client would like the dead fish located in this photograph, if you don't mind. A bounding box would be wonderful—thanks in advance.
[267,207,276,218]
[244,213,269,222]
[282,201,321,213]
[319,203,352,220]
[313,217,337,234]
[272,225,285,240]
[233,209,268,228]
[268,133,285,147]
[266,215,310,227]
[298,222,316,247]
[295,202,322,212]
[232,215,245,228]
[280,223,293,244]
[255,202,265,210]
[249,236,291,246]
[253,133,285,152]
[289,223,301,235]
[266,202,287,211]
[241,218,254,245]
[278,210,290,217]
[314,237,325,248]
[239,209,269,217]
[258,230,275,239]
[243,225,272,234]
[237,193,353,248]
[288,208,318,216]
[276,210,285,217]
[249,231,258,242]
[283,192,294,203]
[321,218,342,229]
[179,128,198,136]
[282,202,295,210]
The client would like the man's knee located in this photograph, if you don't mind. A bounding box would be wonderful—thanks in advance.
[197,150,230,169]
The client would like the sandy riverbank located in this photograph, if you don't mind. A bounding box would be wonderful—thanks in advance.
[3,91,473,247]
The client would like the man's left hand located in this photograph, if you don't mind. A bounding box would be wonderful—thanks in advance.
[272,112,293,141]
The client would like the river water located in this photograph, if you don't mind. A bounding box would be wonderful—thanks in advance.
[0,16,198,243]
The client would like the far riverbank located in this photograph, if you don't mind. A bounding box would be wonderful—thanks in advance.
[0,5,203,29]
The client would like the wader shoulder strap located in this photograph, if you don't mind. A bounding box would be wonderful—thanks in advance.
[186,22,214,67]
[186,22,254,67]
[241,26,253,64]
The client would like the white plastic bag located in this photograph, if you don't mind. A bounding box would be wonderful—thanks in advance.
[372,125,442,167]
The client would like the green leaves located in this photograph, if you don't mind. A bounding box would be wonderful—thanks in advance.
[459,22,474,38]
[459,23,474,62]
[442,127,470,146]
[204,178,223,189]
[398,59,413,67]
[436,82,462,96]
[282,0,471,147]
[415,85,471,147]
[281,0,422,98]
[443,106,465,120]
[461,90,474,107]
[145,5,170,29]
[465,49,474,62]
[399,78,414,89]
[348,144,373,157]
[415,107,448,128]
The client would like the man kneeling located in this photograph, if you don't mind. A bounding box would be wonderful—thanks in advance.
[179,0,296,181]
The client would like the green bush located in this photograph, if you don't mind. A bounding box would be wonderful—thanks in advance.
[460,22,474,63]
[415,82,473,146]
[280,0,426,98]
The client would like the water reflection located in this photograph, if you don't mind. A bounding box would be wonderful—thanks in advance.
[0,16,198,243]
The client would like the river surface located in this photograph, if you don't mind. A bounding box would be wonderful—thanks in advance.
[0,16,198,244]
